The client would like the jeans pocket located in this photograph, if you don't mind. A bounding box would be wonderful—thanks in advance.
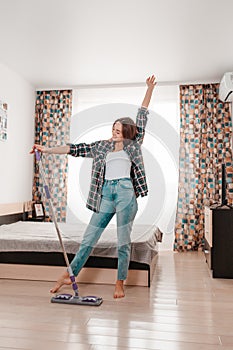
[118,179,133,190]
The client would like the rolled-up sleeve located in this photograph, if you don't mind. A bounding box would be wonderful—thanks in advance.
[135,107,149,144]
[68,141,100,158]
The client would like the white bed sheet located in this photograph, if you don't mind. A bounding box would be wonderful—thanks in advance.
[0,221,162,265]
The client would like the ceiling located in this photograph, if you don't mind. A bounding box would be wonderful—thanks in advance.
[0,0,233,89]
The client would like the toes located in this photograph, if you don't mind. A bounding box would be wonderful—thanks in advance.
[113,287,125,298]
[50,284,61,294]
[113,293,125,298]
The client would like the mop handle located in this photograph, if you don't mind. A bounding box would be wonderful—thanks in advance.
[34,149,78,295]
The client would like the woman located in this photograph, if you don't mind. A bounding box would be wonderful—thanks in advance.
[31,75,156,298]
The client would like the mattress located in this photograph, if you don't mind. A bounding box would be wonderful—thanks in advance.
[0,221,162,265]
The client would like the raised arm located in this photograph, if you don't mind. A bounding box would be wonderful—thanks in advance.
[135,75,156,144]
[141,75,156,109]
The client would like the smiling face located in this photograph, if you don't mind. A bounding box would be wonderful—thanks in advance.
[112,121,123,142]
[112,117,137,143]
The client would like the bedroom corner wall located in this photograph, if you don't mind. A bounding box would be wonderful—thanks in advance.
[0,61,35,204]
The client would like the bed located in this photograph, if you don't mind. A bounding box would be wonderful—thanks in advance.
[0,214,162,287]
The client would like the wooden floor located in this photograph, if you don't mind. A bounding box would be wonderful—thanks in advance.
[1,251,233,350]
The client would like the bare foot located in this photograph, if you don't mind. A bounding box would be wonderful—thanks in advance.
[113,280,125,298]
[50,271,72,293]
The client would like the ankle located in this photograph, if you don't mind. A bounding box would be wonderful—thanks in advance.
[115,280,124,286]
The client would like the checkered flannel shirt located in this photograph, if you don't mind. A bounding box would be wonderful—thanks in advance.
[68,107,149,212]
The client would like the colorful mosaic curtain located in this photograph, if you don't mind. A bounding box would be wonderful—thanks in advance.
[33,90,72,222]
[174,83,233,251]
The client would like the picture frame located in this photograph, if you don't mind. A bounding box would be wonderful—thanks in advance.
[33,202,45,218]
[0,100,8,142]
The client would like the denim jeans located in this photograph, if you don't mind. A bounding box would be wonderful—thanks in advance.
[70,178,138,280]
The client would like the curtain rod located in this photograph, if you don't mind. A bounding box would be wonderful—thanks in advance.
[36,81,177,91]
[71,81,180,89]
[35,79,219,91]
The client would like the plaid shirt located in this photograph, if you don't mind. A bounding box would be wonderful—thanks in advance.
[68,107,149,212]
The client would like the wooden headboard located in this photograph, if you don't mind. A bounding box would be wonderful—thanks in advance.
[0,213,24,225]
[0,202,31,225]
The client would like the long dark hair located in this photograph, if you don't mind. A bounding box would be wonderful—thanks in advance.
[113,117,137,142]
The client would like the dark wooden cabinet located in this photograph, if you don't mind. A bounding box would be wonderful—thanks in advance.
[204,206,233,278]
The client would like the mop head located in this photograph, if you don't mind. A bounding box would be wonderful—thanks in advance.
[51,293,103,306]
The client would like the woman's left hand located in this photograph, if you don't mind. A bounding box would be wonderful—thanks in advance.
[146,75,157,89]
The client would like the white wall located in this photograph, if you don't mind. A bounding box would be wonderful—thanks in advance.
[0,62,35,204]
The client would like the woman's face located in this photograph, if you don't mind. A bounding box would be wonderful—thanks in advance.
[112,121,123,141]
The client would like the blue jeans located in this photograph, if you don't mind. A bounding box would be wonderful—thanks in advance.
[70,178,138,280]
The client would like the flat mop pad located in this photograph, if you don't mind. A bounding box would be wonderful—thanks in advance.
[51,294,103,306]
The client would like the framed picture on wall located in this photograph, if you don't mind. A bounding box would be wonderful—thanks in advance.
[0,100,8,141]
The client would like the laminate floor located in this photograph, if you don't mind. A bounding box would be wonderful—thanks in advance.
[1,251,233,350]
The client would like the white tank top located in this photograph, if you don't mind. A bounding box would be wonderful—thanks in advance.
[105,150,131,180]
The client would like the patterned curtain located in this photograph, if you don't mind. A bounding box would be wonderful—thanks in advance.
[174,83,233,251]
[33,90,72,222]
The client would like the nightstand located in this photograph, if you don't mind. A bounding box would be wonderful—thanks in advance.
[204,206,233,278]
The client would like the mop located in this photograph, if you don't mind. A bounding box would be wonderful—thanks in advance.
[35,149,103,306]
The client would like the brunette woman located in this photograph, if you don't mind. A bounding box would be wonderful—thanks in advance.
[31,75,156,298]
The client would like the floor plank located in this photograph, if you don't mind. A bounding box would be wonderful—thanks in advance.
[1,251,233,350]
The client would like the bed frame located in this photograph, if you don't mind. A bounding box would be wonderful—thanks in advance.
[0,211,158,287]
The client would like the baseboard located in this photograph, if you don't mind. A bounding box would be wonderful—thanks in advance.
[0,264,150,287]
